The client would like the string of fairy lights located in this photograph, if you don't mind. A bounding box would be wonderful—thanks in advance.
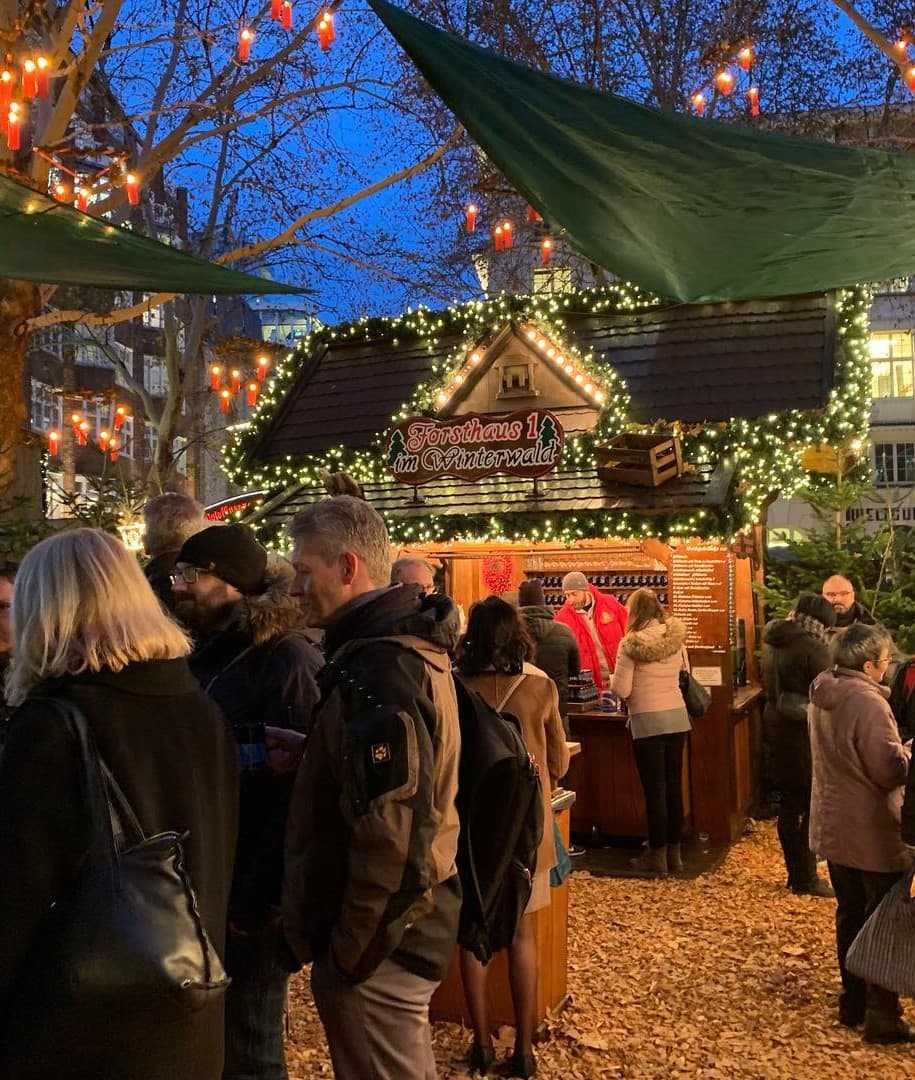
[223,283,871,548]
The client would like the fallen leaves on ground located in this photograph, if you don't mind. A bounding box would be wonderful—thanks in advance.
[285,821,915,1078]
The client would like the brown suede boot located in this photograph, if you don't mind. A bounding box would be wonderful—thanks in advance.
[667,843,683,871]
[630,845,668,874]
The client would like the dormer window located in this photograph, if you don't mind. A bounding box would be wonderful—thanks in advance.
[497,359,537,399]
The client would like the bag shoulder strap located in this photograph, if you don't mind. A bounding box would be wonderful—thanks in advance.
[496,674,526,713]
[40,695,145,854]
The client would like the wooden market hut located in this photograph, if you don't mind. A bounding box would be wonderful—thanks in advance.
[231,284,863,844]
[227,283,862,1025]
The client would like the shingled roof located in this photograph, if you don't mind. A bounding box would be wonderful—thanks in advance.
[249,291,836,465]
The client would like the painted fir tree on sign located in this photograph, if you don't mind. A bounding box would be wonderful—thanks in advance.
[538,414,560,457]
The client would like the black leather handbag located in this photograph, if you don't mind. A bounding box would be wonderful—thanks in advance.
[8,699,229,1057]
[679,669,712,718]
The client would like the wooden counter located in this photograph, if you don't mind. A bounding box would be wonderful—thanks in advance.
[565,709,691,840]
[430,787,576,1029]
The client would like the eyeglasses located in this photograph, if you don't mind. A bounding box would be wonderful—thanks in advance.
[171,566,213,586]
[875,655,893,665]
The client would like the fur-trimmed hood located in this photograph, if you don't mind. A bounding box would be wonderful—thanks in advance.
[238,553,304,647]
[619,617,686,663]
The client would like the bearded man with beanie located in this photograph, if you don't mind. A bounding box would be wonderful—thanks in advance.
[173,523,322,1080]
[555,571,627,689]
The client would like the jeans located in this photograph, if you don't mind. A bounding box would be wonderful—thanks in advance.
[223,923,289,1080]
[826,861,904,1023]
[311,955,439,1080]
[776,786,817,888]
[632,731,687,849]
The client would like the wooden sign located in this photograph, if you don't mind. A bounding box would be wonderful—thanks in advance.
[387,409,564,485]
[670,550,730,653]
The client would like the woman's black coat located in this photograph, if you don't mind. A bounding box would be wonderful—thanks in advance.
[762,619,831,791]
[0,659,239,1079]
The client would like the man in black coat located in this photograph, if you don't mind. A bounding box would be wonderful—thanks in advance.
[518,578,580,723]
[822,575,877,637]
[761,592,837,897]
[173,523,322,1080]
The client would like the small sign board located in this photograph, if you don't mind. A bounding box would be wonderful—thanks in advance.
[386,409,564,485]
[204,490,267,522]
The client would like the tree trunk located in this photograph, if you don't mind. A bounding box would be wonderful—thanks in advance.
[0,279,41,497]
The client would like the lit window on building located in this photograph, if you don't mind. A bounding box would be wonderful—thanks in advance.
[870,332,914,398]
[874,442,915,486]
[533,266,572,295]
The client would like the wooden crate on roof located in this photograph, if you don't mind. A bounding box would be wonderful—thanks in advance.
[596,434,683,488]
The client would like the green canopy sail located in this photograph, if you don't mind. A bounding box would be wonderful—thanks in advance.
[368,0,915,303]
[0,173,302,294]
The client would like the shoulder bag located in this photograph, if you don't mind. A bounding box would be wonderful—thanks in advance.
[846,867,915,998]
[679,650,711,718]
[8,698,229,1058]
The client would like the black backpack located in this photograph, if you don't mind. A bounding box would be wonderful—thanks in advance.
[452,675,544,965]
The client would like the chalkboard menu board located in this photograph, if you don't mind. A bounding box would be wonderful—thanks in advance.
[670,550,730,653]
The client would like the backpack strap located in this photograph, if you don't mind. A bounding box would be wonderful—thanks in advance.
[495,674,525,713]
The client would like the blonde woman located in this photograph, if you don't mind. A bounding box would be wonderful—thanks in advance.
[610,587,691,876]
[0,529,239,1079]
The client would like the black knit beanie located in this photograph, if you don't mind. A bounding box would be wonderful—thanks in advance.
[793,592,837,629]
[177,523,268,595]
[519,579,546,607]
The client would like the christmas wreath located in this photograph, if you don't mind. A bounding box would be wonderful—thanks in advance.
[482,554,513,595]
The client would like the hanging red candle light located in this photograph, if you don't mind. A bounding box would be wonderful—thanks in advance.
[715,69,735,95]
[894,38,909,57]
[238,27,254,62]
[318,11,335,50]
[502,220,513,250]
[75,180,88,212]
[48,429,60,457]
[256,355,270,381]
[54,181,69,201]
[271,0,282,18]
[906,66,915,93]
[691,92,706,117]
[113,404,128,431]
[108,435,119,462]
[465,203,478,232]
[210,364,222,391]
[0,71,12,114]
[746,86,760,116]
[323,10,336,43]
[219,388,232,414]
[125,173,140,205]
[281,1,292,31]
[737,45,754,71]
[78,420,91,446]
[230,368,242,394]
[493,224,504,252]
[247,381,259,407]
[6,103,22,151]
[36,56,49,97]
[98,429,110,451]
[541,237,553,265]
[22,59,38,98]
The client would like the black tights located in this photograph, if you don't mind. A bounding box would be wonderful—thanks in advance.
[632,731,687,849]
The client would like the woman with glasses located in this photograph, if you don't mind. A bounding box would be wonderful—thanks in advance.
[809,623,913,1044]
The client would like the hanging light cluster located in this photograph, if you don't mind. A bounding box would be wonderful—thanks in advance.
[47,402,131,462]
[40,147,144,213]
[210,354,271,414]
[892,28,915,91]
[237,5,338,64]
[691,39,760,118]
[463,198,556,261]
[0,51,52,153]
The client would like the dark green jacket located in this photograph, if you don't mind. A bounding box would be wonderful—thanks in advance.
[520,605,580,717]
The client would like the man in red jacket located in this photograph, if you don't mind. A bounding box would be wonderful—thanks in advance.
[555,572,627,690]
